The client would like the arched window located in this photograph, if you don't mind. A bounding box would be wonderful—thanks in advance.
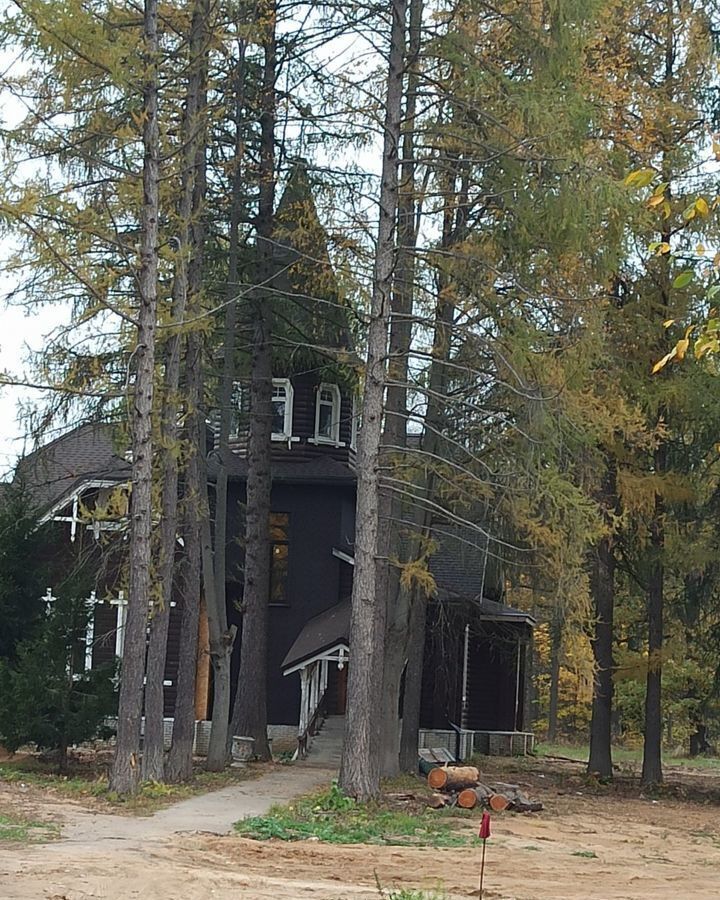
[271,378,294,441]
[314,383,341,444]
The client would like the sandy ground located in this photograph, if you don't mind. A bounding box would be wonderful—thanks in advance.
[2,760,720,900]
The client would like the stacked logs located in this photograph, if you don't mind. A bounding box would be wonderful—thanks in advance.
[425,765,543,813]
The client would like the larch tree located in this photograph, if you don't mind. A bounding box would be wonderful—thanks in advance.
[109,0,161,795]
[339,0,408,801]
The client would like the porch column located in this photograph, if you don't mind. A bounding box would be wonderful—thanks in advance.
[321,658,328,694]
[514,633,522,730]
[299,668,309,735]
[84,590,98,672]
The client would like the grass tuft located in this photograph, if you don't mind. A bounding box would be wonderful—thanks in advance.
[0,756,260,814]
[0,812,59,843]
[236,781,476,847]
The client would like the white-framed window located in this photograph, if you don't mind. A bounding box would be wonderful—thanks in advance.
[314,383,342,445]
[272,378,294,441]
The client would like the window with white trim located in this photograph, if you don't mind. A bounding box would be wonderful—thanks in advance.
[271,378,294,440]
[314,383,341,444]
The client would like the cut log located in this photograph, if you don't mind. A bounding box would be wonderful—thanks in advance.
[457,788,478,809]
[489,793,510,812]
[427,765,480,791]
[475,782,493,801]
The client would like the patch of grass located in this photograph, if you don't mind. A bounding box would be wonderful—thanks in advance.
[536,742,720,771]
[0,756,262,815]
[236,781,477,848]
[571,850,598,858]
[379,890,447,900]
[0,812,59,843]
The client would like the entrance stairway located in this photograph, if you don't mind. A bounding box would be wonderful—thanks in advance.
[303,715,344,768]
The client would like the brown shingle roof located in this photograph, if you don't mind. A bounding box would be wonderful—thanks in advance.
[14,422,130,515]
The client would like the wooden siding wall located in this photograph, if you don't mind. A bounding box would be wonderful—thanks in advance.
[223,372,355,463]
[225,479,356,725]
[419,604,531,732]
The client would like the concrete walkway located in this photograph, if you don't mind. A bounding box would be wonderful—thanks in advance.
[59,763,336,847]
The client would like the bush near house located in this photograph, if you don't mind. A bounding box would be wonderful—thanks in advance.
[0,593,117,772]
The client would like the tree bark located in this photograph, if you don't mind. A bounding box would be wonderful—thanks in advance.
[109,0,159,795]
[641,467,664,787]
[142,0,206,782]
[165,17,209,780]
[587,534,615,779]
[166,334,204,783]
[397,161,465,772]
[229,0,275,761]
[215,31,247,754]
[339,0,406,801]
[547,615,562,743]
[377,0,423,780]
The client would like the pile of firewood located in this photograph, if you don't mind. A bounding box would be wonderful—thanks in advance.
[425,765,543,813]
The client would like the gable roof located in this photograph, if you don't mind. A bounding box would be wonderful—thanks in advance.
[14,422,130,516]
[282,598,351,673]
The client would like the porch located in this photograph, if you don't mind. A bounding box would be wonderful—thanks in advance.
[281,599,350,758]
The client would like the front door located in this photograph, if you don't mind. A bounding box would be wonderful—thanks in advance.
[326,663,348,715]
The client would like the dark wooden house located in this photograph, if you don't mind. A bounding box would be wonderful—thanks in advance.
[2,168,536,757]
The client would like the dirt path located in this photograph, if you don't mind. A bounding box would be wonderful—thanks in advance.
[2,761,720,899]
[59,763,336,847]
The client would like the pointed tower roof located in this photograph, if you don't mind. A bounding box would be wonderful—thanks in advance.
[270,163,357,372]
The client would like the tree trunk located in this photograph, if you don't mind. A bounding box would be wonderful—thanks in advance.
[143,0,206,781]
[339,0,406,802]
[397,163,465,771]
[641,477,664,787]
[377,0,423,780]
[166,336,204,783]
[109,0,159,795]
[398,585,427,771]
[165,25,209,779]
[215,33,247,754]
[229,0,275,762]
[547,615,562,743]
[587,534,615,780]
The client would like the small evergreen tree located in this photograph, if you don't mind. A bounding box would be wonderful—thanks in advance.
[0,483,48,661]
[0,593,117,772]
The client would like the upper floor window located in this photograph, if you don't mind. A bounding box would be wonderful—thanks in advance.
[272,378,294,441]
[315,383,341,444]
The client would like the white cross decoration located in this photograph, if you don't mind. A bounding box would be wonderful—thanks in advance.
[43,587,57,610]
[110,591,128,658]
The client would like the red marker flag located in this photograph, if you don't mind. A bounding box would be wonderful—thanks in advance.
[479,812,491,840]
[477,812,491,899]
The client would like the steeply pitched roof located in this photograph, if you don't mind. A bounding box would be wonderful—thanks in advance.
[282,598,351,672]
[14,422,130,516]
[270,163,357,369]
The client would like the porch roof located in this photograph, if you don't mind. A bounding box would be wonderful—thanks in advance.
[282,598,351,673]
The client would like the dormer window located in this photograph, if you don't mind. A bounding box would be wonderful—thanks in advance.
[314,383,342,445]
[271,378,294,441]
